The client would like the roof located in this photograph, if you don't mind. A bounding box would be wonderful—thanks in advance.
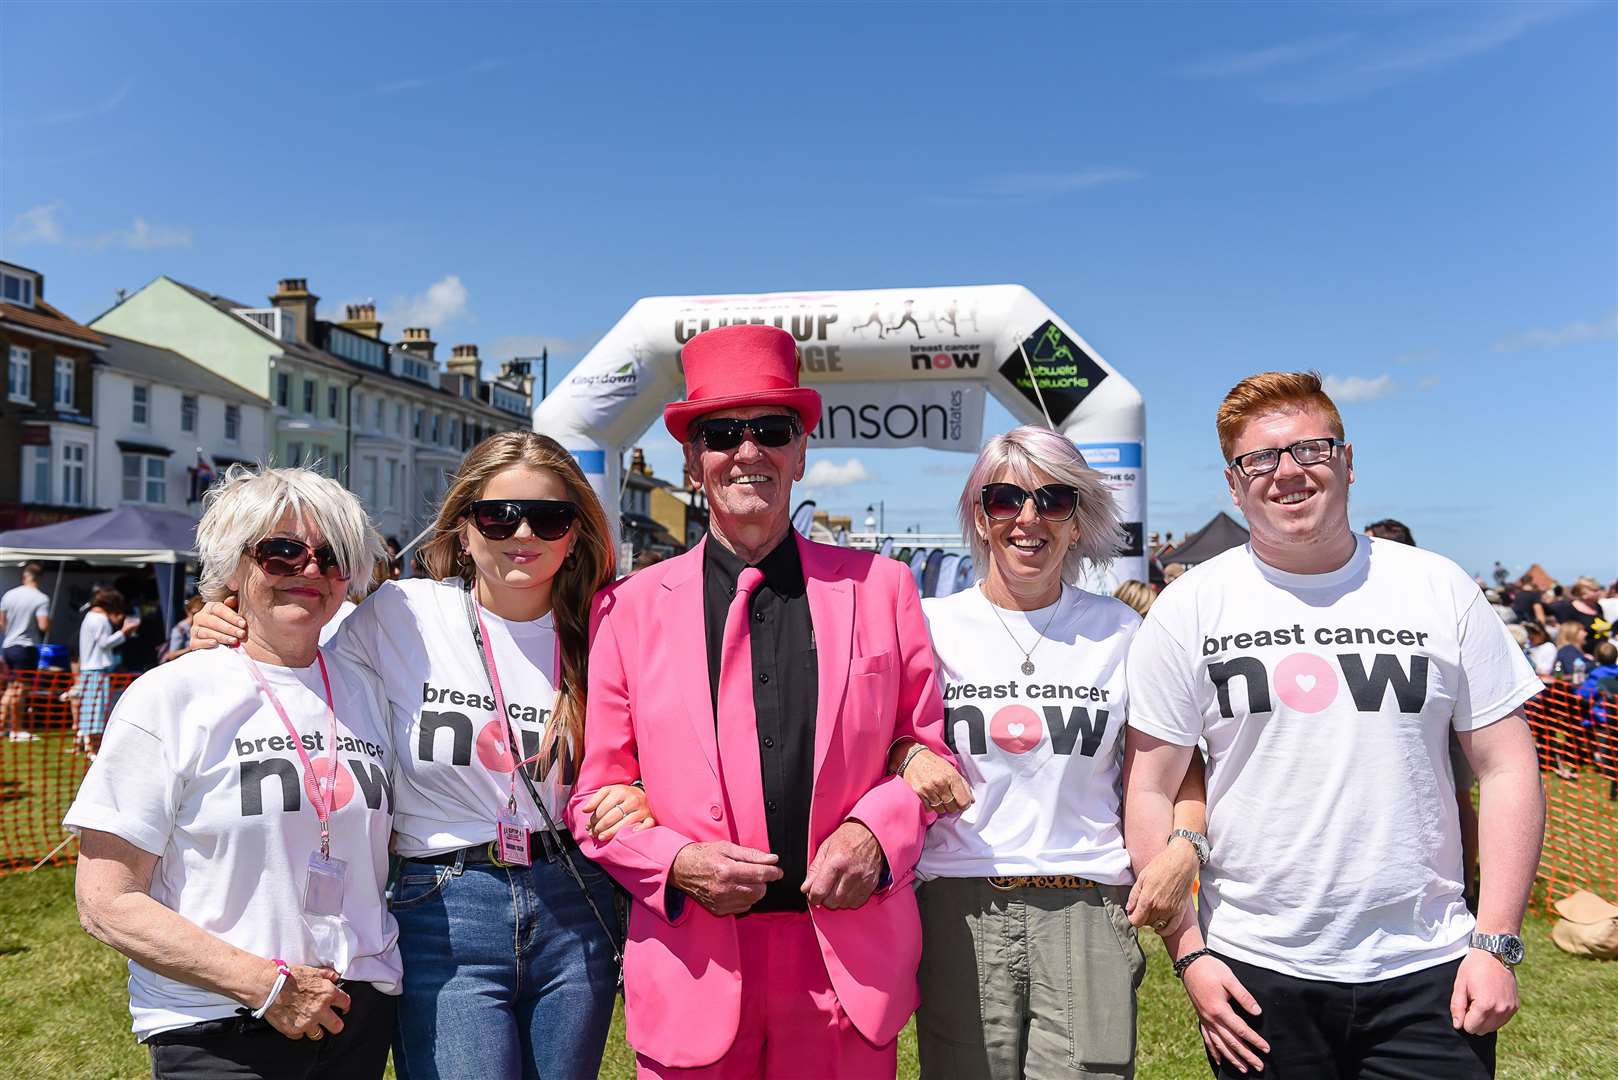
[0,298,105,349]
[1163,511,1250,566]
[96,331,270,405]
[167,277,519,419]
[0,505,198,564]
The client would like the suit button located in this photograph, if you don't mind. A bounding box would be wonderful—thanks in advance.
[758,673,769,684]
[767,800,778,813]
[762,737,775,749]
[755,611,765,622]
[709,804,723,820]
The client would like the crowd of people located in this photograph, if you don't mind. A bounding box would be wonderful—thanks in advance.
[48,330,1567,1080]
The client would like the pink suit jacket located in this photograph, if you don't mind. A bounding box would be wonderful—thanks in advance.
[568,533,953,1068]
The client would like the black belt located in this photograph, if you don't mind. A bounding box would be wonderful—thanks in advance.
[412,829,576,868]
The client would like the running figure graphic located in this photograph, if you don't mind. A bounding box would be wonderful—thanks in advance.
[850,303,887,338]
[887,299,924,340]
[938,299,961,338]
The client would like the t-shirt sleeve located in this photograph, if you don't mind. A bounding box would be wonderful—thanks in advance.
[322,584,393,675]
[1124,602,1204,747]
[62,683,185,855]
[1452,589,1543,732]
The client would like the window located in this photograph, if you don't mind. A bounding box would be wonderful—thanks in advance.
[394,403,404,434]
[224,404,241,442]
[327,385,339,420]
[332,453,345,483]
[430,413,441,444]
[373,396,384,431]
[8,346,30,402]
[361,456,378,506]
[180,393,198,434]
[22,446,50,503]
[448,416,460,448]
[286,441,305,467]
[1,268,36,307]
[386,459,398,510]
[61,443,87,506]
[302,378,315,414]
[131,384,149,426]
[353,392,366,431]
[122,453,166,504]
[54,358,74,409]
[413,409,423,441]
[276,371,290,408]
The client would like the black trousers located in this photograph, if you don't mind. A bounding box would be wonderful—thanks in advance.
[147,981,396,1080]
[1209,954,1496,1080]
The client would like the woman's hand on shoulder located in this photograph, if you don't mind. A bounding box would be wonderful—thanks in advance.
[262,964,350,1040]
[895,744,973,815]
[580,783,655,842]
[190,597,247,648]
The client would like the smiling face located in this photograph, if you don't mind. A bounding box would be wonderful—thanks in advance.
[684,404,806,540]
[976,464,1079,605]
[228,510,347,644]
[459,464,576,597]
[1225,406,1355,562]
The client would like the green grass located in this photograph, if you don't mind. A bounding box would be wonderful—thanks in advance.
[2,866,1613,1079]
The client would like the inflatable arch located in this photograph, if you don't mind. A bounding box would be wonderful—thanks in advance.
[532,285,1148,584]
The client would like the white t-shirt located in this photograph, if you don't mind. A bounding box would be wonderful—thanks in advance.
[1529,641,1557,677]
[63,646,400,1039]
[319,599,357,645]
[329,578,566,858]
[918,583,1140,883]
[1,583,48,649]
[1127,536,1543,982]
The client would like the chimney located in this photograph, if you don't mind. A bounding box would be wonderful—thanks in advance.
[340,302,382,340]
[398,326,437,365]
[447,343,481,382]
[269,277,319,343]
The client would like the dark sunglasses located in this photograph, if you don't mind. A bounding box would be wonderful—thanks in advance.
[695,414,800,452]
[980,482,1081,522]
[468,499,578,542]
[250,537,349,579]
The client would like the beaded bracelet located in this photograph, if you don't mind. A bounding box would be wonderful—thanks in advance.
[896,742,928,777]
[251,958,292,1019]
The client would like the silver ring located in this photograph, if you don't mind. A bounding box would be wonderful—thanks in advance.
[1152,919,1169,930]
[615,804,627,821]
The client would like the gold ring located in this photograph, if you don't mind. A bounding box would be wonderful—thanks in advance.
[309,1030,324,1041]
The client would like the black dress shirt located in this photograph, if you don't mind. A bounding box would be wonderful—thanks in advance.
[704,534,817,912]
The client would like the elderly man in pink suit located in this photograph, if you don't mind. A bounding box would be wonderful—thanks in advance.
[570,324,954,1078]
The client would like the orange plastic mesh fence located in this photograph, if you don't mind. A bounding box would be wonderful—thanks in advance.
[0,669,138,872]
[1,673,1614,898]
[1525,677,1618,911]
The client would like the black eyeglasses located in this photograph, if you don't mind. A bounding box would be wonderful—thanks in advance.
[694,414,800,452]
[1230,437,1345,478]
[250,537,349,579]
[468,499,578,541]
[980,483,1081,522]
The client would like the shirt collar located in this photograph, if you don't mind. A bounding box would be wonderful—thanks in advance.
[705,530,805,596]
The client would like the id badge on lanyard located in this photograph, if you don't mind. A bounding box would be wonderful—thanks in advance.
[470,593,537,867]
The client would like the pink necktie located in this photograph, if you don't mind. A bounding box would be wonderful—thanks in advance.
[717,567,770,852]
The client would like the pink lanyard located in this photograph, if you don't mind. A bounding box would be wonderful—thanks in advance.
[470,596,563,813]
[241,650,340,859]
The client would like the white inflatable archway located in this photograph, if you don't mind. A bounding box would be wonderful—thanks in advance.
[532,285,1148,584]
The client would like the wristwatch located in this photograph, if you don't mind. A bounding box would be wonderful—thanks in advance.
[1469,932,1525,969]
[1170,828,1210,865]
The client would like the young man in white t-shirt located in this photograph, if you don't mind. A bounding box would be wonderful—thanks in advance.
[1123,372,1545,1079]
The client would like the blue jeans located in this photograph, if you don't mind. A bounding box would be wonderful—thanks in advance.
[389,847,620,1080]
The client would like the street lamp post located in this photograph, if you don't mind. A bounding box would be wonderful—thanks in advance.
[865,501,885,533]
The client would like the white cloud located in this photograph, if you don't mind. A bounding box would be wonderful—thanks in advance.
[804,458,875,488]
[1491,310,1618,352]
[1263,4,1585,105]
[381,275,471,332]
[38,79,133,126]
[1181,34,1356,78]
[1322,373,1397,404]
[8,203,65,245]
[7,203,190,250]
[929,167,1142,207]
[92,218,192,251]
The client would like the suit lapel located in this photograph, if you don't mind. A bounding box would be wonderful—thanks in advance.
[800,536,853,783]
[659,538,719,782]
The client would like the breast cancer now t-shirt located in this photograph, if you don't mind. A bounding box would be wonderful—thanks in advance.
[328,578,565,858]
[917,583,1140,883]
[1126,536,1543,982]
[62,646,400,1039]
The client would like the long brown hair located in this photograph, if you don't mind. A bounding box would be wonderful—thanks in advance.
[419,431,615,782]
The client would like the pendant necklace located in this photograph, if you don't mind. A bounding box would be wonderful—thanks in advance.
[983,584,1062,676]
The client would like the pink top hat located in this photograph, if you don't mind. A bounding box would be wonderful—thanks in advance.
[663,325,823,442]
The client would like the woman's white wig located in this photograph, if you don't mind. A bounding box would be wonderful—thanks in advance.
[958,425,1128,583]
[195,463,383,601]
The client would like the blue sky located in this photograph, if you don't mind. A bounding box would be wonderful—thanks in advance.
[4,1,1613,581]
